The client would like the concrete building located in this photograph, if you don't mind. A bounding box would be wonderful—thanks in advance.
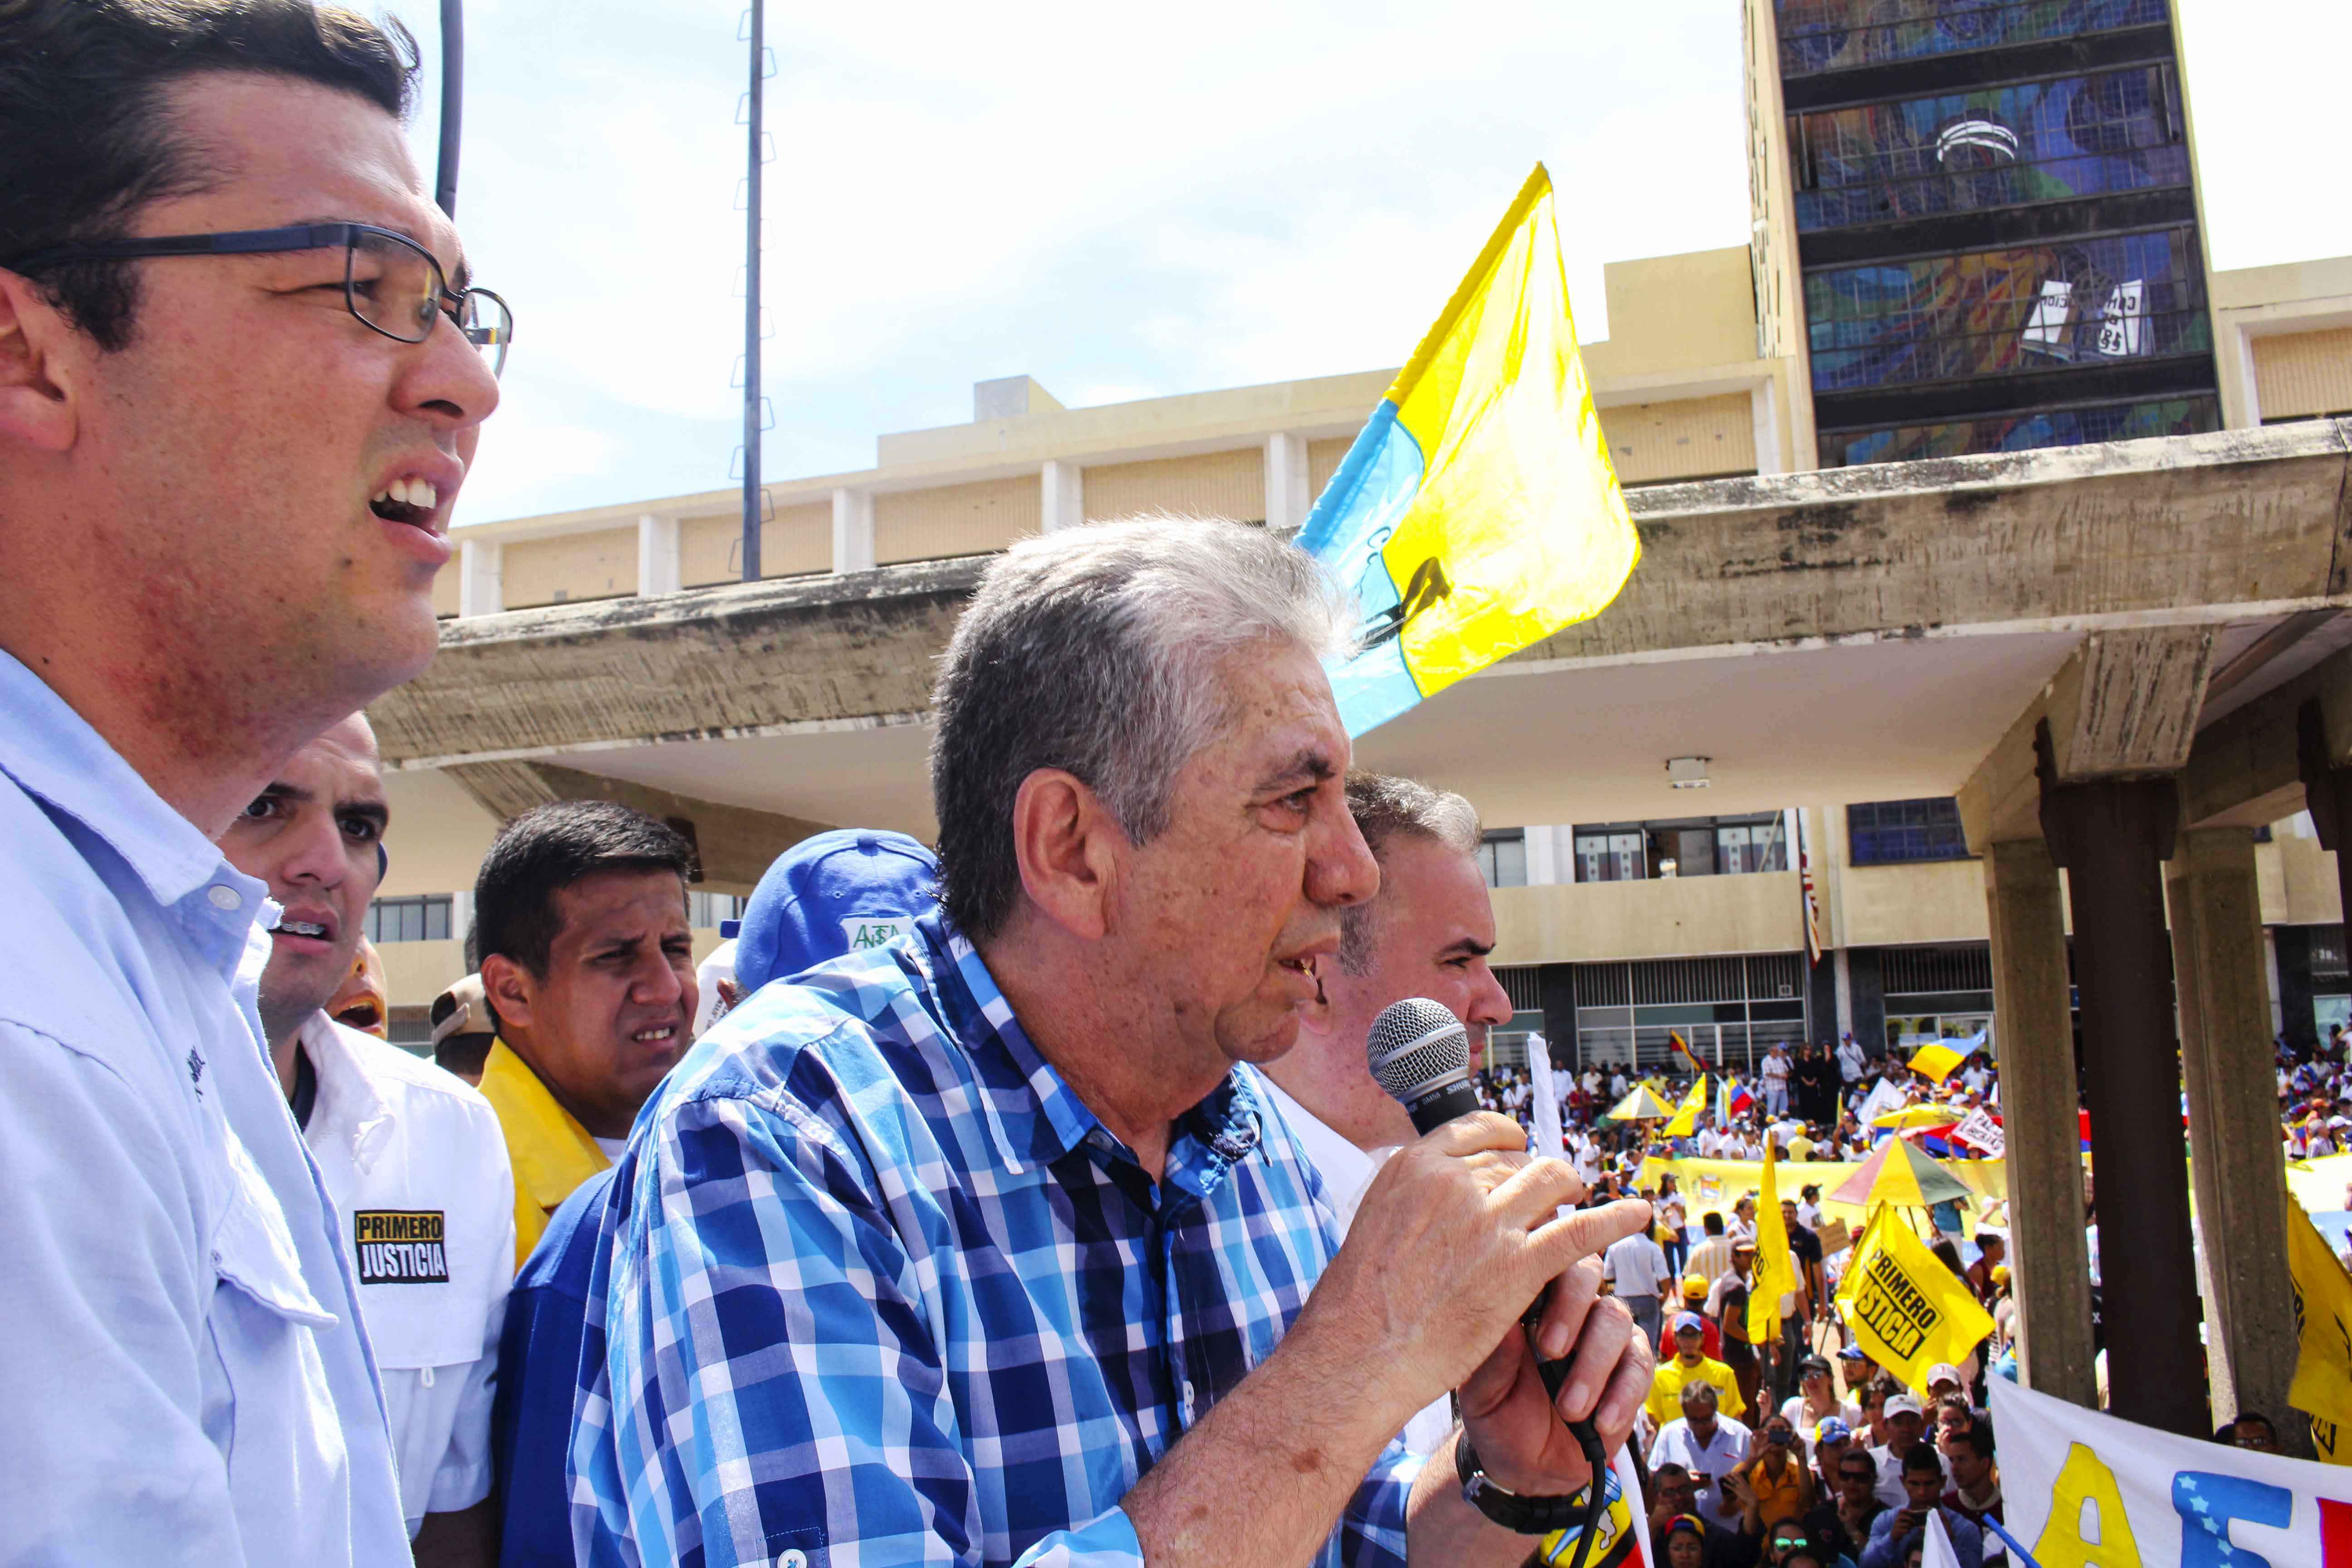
[355,0,2352,1441]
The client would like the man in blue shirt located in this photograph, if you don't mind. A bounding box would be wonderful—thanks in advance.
[0,3,500,1559]
[1859,1446,1982,1568]
[494,828,940,1566]
[573,521,1658,1568]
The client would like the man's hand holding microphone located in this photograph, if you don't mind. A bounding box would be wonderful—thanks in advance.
[1123,997,1654,1568]
[1303,998,1656,1551]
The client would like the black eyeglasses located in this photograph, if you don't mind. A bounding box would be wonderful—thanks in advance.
[8,222,513,378]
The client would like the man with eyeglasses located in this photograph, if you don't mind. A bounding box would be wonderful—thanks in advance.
[0,3,502,1562]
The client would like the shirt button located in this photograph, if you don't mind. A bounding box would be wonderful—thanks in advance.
[776,1551,808,1568]
[206,885,241,911]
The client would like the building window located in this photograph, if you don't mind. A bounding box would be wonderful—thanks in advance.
[1847,798,1970,866]
[365,894,451,944]
[1792,66,2187,235]
[1573,815,1788,881]
[1775,0,2170,78]
[1821,395,2219,468]
[688,891,748,929]
[1805,225,2208,398]
[1477,830,1528,889]
[1574,829,1647,883]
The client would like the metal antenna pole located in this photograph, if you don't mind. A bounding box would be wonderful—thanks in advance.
[739,0,764,581]
[434,0,463,216]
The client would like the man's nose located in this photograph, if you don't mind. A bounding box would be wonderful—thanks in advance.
[278,816,349,888]
[632,955,685,1007]
[1307,797,1379,908]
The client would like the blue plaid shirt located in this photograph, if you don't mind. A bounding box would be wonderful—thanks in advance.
[570,911,1423,1568]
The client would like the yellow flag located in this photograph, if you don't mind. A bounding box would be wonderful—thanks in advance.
[1664,1075,1710,1138]
[1298,165,1639,737]
[1835,1205,1995,1396]
[1908,1042,1965,1084]
[1748,1140,1799,1345]
[2288,1198,2352,1462]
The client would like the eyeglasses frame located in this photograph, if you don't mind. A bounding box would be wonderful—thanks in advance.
[6,221,512,376]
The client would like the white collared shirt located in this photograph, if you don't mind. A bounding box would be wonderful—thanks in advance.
[299,1014,514,1534]
[1259,1078,1454,1455]
[0,650,406,1563]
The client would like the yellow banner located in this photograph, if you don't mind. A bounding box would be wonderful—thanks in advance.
[1749,1142,1799,1344]
[2288,1200,2352,1464]
[1834,1205,1996,1397]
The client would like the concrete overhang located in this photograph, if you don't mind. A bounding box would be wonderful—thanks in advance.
[376,419,2352,840]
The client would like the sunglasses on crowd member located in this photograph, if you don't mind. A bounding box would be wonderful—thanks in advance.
[9,222,513,377]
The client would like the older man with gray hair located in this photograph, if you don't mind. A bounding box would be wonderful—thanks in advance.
[573,519,1655,1568]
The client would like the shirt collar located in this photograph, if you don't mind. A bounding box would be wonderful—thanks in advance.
[478,1039,610,1208]
[922,911,1264,1189]
[299,1012,397,1174]
[0,647,235,911]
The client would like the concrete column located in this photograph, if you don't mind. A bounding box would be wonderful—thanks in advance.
[1833,949,1854,1042]
[1750,378,1784,476]
[1982,837,2098,1406]
[450,890,475,956]
[458,537,503,617]
[2042,767,2205,1435]
[2168,826,2308,1453]
[637,513,681,598]
[1265,431,1313,532]
[1041,461,1084,534]
[831,488,875,575]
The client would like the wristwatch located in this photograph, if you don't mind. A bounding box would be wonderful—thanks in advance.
[1454,1433,1594,1534]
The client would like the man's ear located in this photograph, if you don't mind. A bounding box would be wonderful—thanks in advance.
[0,270,80,454]
[1008,767,1120,943]
[478,952,535,1037]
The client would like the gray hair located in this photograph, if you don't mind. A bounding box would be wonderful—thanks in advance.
[1336,771,1482,976]
[931,518,1355,942]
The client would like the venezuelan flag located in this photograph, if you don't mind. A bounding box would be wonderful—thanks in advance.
[1298,165,1640,737]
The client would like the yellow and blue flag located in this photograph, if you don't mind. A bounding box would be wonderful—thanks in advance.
[1298,164,1640,736]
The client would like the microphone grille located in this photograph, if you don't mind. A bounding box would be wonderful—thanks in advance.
[1366,996,1470,1101]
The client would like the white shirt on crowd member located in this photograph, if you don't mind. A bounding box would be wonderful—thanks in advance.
[1573,1135,1605,1188]
[0,656,407,1563]
[1259,1078,1454,1455]
[1687,1233,1736,1289]
[1872,1442,1955,1509]
[297,1014,514,1534]
[1837,1039,1868,1083]
[1651,1415,1754,1531]
[1605,1230,1672,1304]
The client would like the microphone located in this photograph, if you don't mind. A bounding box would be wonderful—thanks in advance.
[1366,997,1609,1568]
[1366,996,1480,1133]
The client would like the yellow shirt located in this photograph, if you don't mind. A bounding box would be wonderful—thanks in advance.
[477,1040,609,1271]
[1646,1352,1747,1431]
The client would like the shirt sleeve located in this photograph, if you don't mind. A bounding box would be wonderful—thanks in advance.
[0,1022,244,1560]
[581,1089,1146,1568]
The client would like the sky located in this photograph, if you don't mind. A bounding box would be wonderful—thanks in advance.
[384,0,2352,527]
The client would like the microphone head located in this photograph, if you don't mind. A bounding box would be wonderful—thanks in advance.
[1367,996,1471,1104]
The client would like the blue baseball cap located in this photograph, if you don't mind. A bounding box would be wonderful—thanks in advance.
[735,829,938,994]
[1816,1418,1852,1444]
[1673,1311,1705,1333]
